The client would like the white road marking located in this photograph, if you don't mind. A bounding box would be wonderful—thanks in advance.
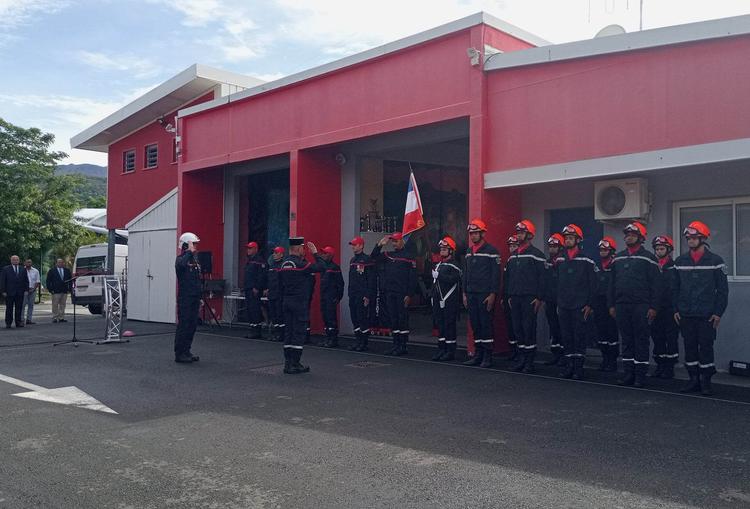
[0,373,117,414]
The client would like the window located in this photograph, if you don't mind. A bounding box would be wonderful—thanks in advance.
[673,197,750,279]
[123,150,135,173]
[145,143,158,168]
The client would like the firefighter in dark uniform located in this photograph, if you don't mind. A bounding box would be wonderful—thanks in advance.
[431,236,462,362]
[347,236,376,352]
[556,224,598,380]
[543,233,565,366]
[174,232,202,363]
[371,232,417,356]
[502,235,519,361]
[265,246,285,342]
[278,237,326,374]
[595,237,619,372]
[608,221,660,388]
[673,221,729,396]
[505,219,546,373]
[319,246,345,348]
[463,219,501,369]
[243,241,267,339]
[650,235,679,379]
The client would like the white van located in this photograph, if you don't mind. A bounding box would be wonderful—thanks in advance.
[72,243,128,314]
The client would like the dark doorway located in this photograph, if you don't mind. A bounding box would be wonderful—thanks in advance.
[549,207,604,260]
[248,169,289,256]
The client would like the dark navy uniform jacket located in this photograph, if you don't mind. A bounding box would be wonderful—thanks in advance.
[607,245,660,309]
[672,249,729,318]
[464,242,501,295]
[505,244,546,299]
[243,254,267,293]
[266,256,283,300]
[175,251,202,298]
[555,248,598,310]
[543,256,560,303]
[655,258,677,311]
[348,252,376,299]
[371,244,417,296]
[321,260,345,301]
[279,254,326,298]
[596,258,614,298]
[431,259,462,303]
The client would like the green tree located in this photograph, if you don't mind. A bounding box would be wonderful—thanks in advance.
[0,118,85,266]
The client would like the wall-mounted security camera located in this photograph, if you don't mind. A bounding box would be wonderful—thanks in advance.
[466,47,481,66]
[334,152,347,166]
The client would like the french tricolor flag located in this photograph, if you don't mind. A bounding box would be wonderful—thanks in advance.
[402,171,425,241]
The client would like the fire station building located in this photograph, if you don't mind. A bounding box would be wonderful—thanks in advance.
[72,13,750,370]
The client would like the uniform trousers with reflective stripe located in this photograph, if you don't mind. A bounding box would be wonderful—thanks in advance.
[593,297,619,349]
[510,295,537,352]
[175,295,200,356]
[467,293,494,347]
[268,298,284,332]
[615,302,651,374]
[503,298,515,346]
[679,316,716,375]
[558,307,587,359]
[245,292,263,327]
[651,307,679,366]
[321,296,339,333]
[349,295,369,334]
[385,292,409,336]
[283,296,309,348]
[432,294,459,345]
[545,300,562,354]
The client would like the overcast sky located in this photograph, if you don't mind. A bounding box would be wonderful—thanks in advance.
[2,0,750,166]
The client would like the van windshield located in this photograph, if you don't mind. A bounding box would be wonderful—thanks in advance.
[75,256,106,273]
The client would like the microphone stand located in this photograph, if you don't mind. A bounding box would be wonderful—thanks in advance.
[54,272,95,347]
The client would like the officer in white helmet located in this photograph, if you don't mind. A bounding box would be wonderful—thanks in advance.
[174,232,202,363]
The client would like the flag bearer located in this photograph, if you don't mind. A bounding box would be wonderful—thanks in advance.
[650,235,679,379]
[243,241,267,339]
[502,235,519,360]
[431,236,462,362]
[463,219,501,368]
[319,246,345,348]
[673,221,729,396]
[371,232,417,356]
[595,237,619,371]
[543,233,565,366]
[608,222,660,388]
[348,237,376,352]
[265,246,285,342]
[555,224,598,380]
[505,219,546,373]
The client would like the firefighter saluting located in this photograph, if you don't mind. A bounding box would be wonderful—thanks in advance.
[673,221,729,395]
[650,235,679,379]
[505,220,546,373]
[431,236,462,362]
[174,232,202,363]
[463,219,501,368]
[608,221,660,388]
[347,236,376,352]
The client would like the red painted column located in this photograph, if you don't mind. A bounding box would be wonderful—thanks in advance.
[289,147,342,334]
[468,25,522,355]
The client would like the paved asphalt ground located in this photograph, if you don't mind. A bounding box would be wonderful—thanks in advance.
[1,307,750,508]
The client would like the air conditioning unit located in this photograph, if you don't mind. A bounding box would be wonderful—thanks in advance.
[594,178,649,220]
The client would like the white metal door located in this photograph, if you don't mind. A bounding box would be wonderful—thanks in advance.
[126,233,150,321]
[146,229,176,323]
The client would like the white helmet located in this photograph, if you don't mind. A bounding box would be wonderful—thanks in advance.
[178,232,200,249]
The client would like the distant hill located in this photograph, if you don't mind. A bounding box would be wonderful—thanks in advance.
[56,163,107,178]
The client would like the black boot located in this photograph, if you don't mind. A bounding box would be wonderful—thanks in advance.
[512,349,527,372]
[292,349,310,373]
[572,357,585,380]
[522,349,535,374]
[463,344,483,366]
[597,347,608,371]
[508,344,519,361]
[560,357,574,379]
[320,331,330,348]
[607,345,619,372]
[660,363,675,379]
[329,330,339,348]
[283,349,294,374]
[633,365,647,388]
[649,360,664,378]
[681,370,702,393]
[349,332,362,351]
[274,326,285,342]
[396,335,409,356]
[618,365,635,386]
[480,345,493,368]
[544,349,562,366]
[385,334,400,355]
[245,325,261,339]
[175,352,194,363]
[439,343,456,361]
[360,334,369,352]
[700,373,714,396]
[432,342,446,361]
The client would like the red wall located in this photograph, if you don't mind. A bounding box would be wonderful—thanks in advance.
[485,36,750,172]
[107,92,214,228]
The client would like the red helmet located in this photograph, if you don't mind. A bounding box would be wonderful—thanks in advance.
[547,233,565,246]
[683,220,710,238]
[598,236,617,251]
[246,241,258,249]
[322,246,335,255]
[623,221,647,238]
[507,234,519,245]
[652,235,674,250]
[273,246,285,254]
[467,218,487,233]
[561,224,583,240]
[349,236,364,246]
[438,236,457,251]
[515,219,536,237]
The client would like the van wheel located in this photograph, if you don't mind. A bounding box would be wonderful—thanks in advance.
[88,304,103,315]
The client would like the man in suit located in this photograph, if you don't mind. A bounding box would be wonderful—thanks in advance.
[1,255,30,328]
[45,258,72,323]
